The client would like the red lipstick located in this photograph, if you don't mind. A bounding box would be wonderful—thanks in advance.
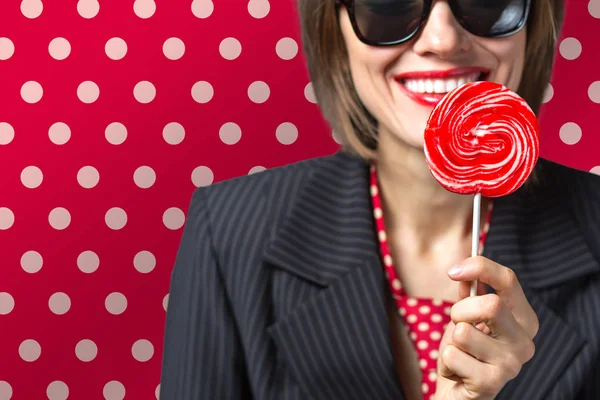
[394,67,490,107]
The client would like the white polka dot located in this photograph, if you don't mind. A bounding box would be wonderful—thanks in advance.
[542,83,553,103]
[48,292,71,315]
[332,130,343,145]
[21,166,43,189]
[134,81,156,103]
[417,340,429,350]
[370,184,378,196]
[418,322,430,331]
[0,381,12,400]
[162,294,169,311]
[430,331,442,341]
[248,166,266,175]
[49,38,71,60]
[103,381,125,400]
[21,0,43,18]
[392,279,401,290]
[276,122,298,145]
[191,166,214,187]
[78,251,100,273]
[419,305,431,314]
[105,122,127,145]
[49,122,71,145]
[422,383,429,393]
[429,371,437,382]
[191,81,214,103]
[132,339,154,362]
[49,208,71,230]
[383,254,392,266]
[0,208,15,230]
[133,166,156,189]
[162,122,185,145]
[219,38,242,60]
[219,122,242,145]
[443,307,451,315]
[77,0,100,18]
[589,0,600,18]
[590,166,600,175]
[21,81,43,104]
[432,299,443,306]
[407,314,417,324]
[155,384,160,399]
[105,38,128,60]
[134,251,156,273]
[77,166,100,189]
[19,339,41,362]
[419,359,427,368]
[163,37,185,60]
[588,81,600,103]
[21,251,43,273]
[407,298,417,307]
[105,293,128,315]
[559,122,582,145]
[248,81,270,103]
[559,37,582,60]
[0,293,15,315]
[105,208,127,230]
[248,0,270,18]
[373,207,382,219]
[75,339,98,362]
[191,0,214,18]
[430,349,439,359]
[431,313,442,323]
[134,0,156,18]
[77,81,100,104]
[0,38,15,60]
[163,208,185,230]
[304,82,317,103]
[276,38,298,60]
[410,332,417,340]
[0,122,15,145]
[47,381,69,400]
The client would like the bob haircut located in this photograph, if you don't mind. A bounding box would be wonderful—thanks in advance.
[297,0,565,163]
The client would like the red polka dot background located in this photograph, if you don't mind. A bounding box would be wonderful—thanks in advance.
[0,1,598,399]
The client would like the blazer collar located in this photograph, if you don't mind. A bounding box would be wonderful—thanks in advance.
[264,151,600,400]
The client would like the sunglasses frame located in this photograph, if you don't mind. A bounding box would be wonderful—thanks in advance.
[335,0,532,47]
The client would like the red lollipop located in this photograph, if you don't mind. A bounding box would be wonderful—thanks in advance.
[424,81,540,197]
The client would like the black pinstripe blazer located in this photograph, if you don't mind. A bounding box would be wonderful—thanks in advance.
[160,151,600,400]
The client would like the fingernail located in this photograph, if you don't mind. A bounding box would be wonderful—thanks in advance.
[448,264,462,277]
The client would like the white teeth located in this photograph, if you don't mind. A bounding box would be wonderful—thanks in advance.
[401,73,481,94]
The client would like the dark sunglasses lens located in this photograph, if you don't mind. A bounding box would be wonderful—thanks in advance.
[353,0,425,44]
[453,0,528,37]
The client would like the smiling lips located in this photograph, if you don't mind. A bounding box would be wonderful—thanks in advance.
[395,67,491,107]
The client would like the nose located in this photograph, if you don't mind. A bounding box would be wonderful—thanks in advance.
[412,0,472,59]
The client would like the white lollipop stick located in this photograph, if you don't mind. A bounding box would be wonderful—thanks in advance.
[470,193,481,297]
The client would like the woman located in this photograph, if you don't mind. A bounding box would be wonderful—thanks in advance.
[160,0,600,399]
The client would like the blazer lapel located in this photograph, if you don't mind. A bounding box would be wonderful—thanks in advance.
[484,173,600,400]
[264,151,406,400]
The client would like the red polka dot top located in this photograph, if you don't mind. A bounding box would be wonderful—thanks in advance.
[369,162,493,399]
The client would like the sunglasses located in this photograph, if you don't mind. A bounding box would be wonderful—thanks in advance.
[335,0,531,47]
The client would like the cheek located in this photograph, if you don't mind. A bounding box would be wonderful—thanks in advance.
[495,31,527,90]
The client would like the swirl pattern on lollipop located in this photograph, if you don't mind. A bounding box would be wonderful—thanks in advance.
[424,81,540,197]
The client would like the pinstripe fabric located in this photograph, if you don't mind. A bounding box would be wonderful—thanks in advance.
[160,151,600,400]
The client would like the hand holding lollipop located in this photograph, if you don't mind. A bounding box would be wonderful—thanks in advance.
[425,82,541,400]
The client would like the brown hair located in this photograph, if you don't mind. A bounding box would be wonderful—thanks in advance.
[297,0,565,161]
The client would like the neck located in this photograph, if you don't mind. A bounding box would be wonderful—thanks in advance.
[375,131,486,255]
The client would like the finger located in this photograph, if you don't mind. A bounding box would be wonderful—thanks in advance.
[448,256,539,339]
[458,279,488,299]
[450,294,520,339]
[451,322,503,363]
